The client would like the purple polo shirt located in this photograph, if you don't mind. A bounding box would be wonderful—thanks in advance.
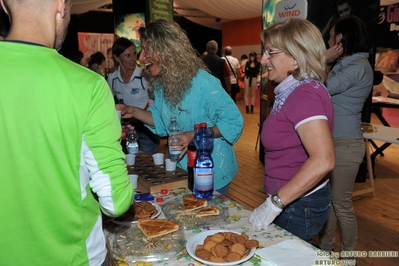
[261,80,334,194]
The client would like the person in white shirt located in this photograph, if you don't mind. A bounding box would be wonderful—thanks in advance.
[107,37,159,154]
[223,46,241,103]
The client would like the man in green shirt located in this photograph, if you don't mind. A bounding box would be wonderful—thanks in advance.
[0,0,133,265]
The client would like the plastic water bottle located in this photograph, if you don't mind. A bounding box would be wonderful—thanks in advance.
[167,117,182,162]
[120,121,128,154]
[187,124,201,191]
[193,122,214,200]
[126,125,139,154]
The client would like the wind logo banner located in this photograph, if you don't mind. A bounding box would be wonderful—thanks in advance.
[274,0,308,22]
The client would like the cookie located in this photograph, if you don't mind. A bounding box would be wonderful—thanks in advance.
[194,232,258,264]
[195,249,211,260]
[203,240,217,252]
[195,244,204,251]
[209,255,226,263]
[222,238,233,247]
[234,235,247,244]
[226,252,242,262]
[213,243,229,258]
[210,233,225,243]
[229,243,246,256]
[245,239,259,249]
[241,233,249,241]
[204,235,213,243]
[223,231,233,241]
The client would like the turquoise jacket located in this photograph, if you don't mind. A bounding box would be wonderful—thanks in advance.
[147,69,244,189]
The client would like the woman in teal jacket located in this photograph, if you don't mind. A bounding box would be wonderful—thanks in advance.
[117,19,244,193]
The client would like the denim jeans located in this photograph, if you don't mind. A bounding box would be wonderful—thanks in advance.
[136,130,160,154]
[273,182,331,243]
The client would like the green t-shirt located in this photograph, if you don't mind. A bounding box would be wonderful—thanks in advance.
[0,41,133,265]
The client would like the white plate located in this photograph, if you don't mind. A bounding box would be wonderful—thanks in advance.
[186,230,256,266]
[112,202,162,226]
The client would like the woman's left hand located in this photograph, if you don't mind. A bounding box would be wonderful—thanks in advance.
[326,42,343,64]
[168,131,195,157]
[248,197,282,230]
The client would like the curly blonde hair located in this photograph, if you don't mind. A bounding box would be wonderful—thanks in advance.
[139,19,209,107]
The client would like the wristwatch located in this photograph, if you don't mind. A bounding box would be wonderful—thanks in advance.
[271,191,285,209]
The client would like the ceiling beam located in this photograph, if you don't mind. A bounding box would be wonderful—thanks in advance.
[174,7,218,18]
[94,4,217,19]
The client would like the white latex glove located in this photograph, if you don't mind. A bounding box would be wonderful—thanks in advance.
[248,197,283,230]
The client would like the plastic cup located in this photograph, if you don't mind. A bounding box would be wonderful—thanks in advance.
[165,158,177,171]
[125,154,136,165]
[116,110,122,121]
[152,153,164,165]
[128,174,138,189]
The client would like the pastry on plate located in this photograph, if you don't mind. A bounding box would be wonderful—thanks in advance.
[196,206,220,217]
[183,196,207,211]
[115,201,157,222]
[137,218,179,239]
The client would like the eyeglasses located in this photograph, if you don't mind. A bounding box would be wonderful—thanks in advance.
[263,49,285,59]
[338,7,351,15]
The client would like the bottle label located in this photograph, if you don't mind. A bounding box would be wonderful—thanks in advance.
[187,150,197,167]
[169,138,182,156]
[127,143,139,154]
[169,148,182,155]
[121,126,126,140]
[194,168,214,191]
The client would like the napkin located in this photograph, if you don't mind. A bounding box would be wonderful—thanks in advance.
[256,239,330,266]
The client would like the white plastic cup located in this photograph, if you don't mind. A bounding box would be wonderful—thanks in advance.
[165,158,177,171]
[128,174,138,189]
[125,154,136,165]
[152,153,164,165]
[116,110,122,121]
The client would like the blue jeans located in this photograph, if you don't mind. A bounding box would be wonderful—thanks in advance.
[273,182,331,243]
[136,130,159,154]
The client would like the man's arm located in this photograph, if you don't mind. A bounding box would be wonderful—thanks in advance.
[235,67,241,80]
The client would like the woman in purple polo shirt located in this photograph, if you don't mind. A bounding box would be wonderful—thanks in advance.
[249,18,335,243]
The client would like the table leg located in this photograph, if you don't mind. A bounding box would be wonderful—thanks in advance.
[371,142,392,160]
[366,139,376,197]
[374,106,391,127]
[369,139,384,156]
[352,139,376,197]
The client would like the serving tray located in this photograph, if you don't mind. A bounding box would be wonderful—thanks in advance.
[161,198,230,230]
[107,223,185,264]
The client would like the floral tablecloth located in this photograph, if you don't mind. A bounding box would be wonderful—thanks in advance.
[104,188,345,266]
